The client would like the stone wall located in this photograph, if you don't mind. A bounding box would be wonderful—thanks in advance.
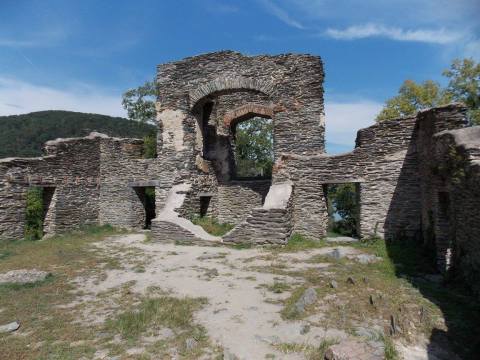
[223,182,294,244]
[0,134,109,240]
[217,180,271,224]
[155,51,325,182]
[152,50,326,238]
[430,126,480,296]
[0,133,162,240]
[276,104,468,240]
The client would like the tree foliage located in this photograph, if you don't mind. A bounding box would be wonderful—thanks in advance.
[376,58,480,125]
[443,58,480,125]
[376,80,451,121]
[326,183,359,237]
[142,132,157,159]
[122,80,158,158]
[234,117,274,178]
[122,81,157,124]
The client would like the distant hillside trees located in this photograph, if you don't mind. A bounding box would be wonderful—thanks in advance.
[376,58,479,125]
[0,111,155,158]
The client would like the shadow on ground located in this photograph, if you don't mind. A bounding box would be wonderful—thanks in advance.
[385,239,480,360]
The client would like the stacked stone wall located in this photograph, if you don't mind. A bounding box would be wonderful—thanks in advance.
[430,126,480,296]
[217,180,271,224]
[0,133,165,240]
[277,104,468,240]
[156,51,325,171]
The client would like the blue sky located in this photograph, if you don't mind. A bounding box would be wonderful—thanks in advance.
[1,0,479,153]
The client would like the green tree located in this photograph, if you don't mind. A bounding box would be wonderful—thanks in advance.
[376,58,479,124]
[122,81,157,124]
[235,117,274,178]
[122,80,158,158]
[326,184,359,237]
[376,80,450,121]
[443,58,480,125]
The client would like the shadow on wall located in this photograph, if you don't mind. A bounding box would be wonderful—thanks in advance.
[383,124,422,243]
[383,124,480,359]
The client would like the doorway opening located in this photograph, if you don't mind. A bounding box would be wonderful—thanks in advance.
[323,183,360,238]
[24,186,55,240]
[199,195,212,217]
[201,101,216,160]
[134,187,156,229]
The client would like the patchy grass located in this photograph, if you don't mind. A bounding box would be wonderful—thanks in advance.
[106,296,207,340]
[191,216,234,236]
[0,249,13,261]
[0,225,127,359]
[0,226,221,359]
[266,281,291,294]
[0,273,54,291]
[279,233,327,252]
[275,237,479,359]
[383,335,399,360]
[102,291,218,359]
[281,286,308,320]
[276,338,338,359]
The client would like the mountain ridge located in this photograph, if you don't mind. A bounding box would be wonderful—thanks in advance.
[0,110,155,158]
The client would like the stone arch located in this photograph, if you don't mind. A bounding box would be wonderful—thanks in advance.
[223,104,274,128]
[189,76,275,110]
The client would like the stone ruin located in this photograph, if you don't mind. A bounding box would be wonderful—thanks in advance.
[0,51,479,294]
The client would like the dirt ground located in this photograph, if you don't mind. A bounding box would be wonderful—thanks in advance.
[1,230,474,359]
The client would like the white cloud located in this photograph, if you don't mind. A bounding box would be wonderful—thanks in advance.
[325,24,464,44]
[258,0,305,29]
[324,100,382,152]
[0,77,126,117]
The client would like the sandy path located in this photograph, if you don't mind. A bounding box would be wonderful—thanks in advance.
[71,233,350,359]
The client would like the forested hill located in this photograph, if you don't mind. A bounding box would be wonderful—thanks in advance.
[0,110,156,158]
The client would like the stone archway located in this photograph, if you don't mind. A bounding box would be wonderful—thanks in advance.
[189,76,275,111]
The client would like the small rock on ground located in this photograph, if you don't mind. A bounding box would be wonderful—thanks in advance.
[300,324,311,334]
[354,254,382,264]
[294,287,317,313]
[185,337,198,351]
[0,321,20,333]
[325,339,383,360]
[0,269,50,284]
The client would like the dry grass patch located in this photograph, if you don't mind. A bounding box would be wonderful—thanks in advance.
[0,225,126,359]
[273,236,479,359]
